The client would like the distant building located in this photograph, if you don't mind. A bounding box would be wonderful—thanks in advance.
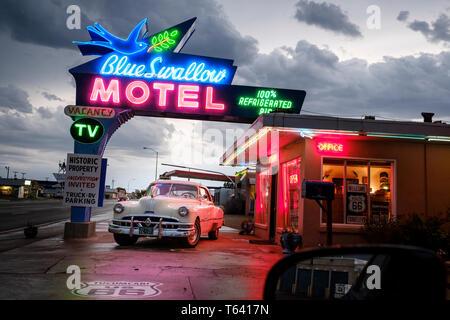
[104,185,117,199]
[0,178,62,198]
[0,178,32,198]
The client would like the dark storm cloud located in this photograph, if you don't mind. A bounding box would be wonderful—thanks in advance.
[236,41,450,120]
[42,92,63,101]
[0,0,94,50]
[294,0,362,38]
[0,84,33,113]
[37,106,54,118]
[0,105,72,151]
[407,14,450,43]
[0,0,258,64]
[397,11,410,22]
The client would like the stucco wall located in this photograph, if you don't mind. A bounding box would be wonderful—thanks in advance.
[277,137,450,248]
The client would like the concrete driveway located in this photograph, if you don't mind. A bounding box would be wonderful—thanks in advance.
[0,219,284,300]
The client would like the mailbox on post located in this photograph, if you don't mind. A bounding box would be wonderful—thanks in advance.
[302,180,335,246]
[301,180,335,201]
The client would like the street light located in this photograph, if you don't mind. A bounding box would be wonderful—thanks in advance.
[143,147,159,181]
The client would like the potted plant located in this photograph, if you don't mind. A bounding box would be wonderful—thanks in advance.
[239,219,254,235]
[280,228,302,254]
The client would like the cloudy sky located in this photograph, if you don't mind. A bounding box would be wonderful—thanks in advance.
[0,0,449,190]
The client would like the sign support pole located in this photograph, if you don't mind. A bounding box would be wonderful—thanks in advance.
[66,108,134,225]
[315,199,333,246]
[326,199,333,246]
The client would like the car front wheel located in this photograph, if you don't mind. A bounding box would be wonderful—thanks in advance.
[208,229,219,240]
[114,233,139,246]
[182,220,200,247]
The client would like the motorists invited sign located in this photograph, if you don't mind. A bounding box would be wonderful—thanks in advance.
[63,153,107,207]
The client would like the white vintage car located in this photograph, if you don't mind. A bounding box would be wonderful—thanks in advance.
[108,180,224,247]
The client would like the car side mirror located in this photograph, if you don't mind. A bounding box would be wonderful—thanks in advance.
[263,245,446,301]
[201,194,209,201]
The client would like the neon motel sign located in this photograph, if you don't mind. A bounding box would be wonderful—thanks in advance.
[69,17,306,124]
[89,77,225,110]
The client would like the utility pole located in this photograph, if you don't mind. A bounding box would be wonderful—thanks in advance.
[21,172,26,179]
[5,166,10,179]
[143,147,159,181]
[13,171,18,179]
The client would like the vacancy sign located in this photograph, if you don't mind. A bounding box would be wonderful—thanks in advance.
[63,153,104,207]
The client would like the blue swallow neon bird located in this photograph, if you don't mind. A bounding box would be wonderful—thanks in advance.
[74,19,149,56]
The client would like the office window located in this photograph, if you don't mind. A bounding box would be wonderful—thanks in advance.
[369,161,392,223]
[322,158,394,225]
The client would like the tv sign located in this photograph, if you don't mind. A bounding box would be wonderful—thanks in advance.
[70,118,104,144]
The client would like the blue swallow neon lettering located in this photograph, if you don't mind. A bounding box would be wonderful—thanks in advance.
[100,54,227,83]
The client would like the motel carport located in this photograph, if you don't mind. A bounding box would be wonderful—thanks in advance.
[220,112,450,247]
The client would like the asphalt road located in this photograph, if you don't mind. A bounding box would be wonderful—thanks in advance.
[0,199,116,232]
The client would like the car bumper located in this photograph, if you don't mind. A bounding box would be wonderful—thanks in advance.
[108,217,195,238]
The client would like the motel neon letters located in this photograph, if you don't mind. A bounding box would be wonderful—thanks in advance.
[90,77,225,110]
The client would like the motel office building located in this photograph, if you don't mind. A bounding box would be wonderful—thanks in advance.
[221,113,450,247]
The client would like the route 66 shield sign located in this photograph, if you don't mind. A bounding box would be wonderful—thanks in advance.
[347,195,367,213]
[71,281,162,298]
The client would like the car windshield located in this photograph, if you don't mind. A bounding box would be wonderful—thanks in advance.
[150,183,198,199]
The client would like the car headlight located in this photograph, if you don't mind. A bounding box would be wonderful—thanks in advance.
[114,203,124,214]
[178,206,189,217]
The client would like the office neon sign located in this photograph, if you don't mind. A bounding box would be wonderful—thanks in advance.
[69,17,306,123]
[316,141,344,153]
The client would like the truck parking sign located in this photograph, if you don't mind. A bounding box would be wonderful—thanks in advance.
[63,153,106,207]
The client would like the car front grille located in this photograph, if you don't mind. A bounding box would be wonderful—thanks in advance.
[113,215,182,229]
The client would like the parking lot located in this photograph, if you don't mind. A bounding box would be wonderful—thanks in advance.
[0,216,283,300]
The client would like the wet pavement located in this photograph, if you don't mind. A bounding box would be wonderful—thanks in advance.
[0,217,284,300]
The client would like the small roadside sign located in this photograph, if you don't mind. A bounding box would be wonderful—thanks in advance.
[63,153,107,207]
